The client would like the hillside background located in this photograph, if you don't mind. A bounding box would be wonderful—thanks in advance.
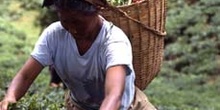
[0,0,220,109]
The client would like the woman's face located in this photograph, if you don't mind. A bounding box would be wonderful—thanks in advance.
[57,10,96,36]
[57,10,81,31]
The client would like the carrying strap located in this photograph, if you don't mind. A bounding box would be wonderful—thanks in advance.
[106,5,167,36]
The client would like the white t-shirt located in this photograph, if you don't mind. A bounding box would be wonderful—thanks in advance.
[31,19,135,110]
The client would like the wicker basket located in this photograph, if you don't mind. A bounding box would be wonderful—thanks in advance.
[100,0,167,90]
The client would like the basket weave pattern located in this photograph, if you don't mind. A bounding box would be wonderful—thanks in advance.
[100,0,167,90]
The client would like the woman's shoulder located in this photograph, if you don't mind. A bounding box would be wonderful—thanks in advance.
[102,20,129,43]
[40,21,69,44]
[42,21,69,39]
[46,21,65,32]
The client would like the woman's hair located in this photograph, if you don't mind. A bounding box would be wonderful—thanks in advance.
[43,0,97,12]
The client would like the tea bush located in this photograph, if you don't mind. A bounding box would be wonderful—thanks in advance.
[164,0,220,75]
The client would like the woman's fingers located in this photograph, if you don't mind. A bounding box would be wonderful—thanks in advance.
[0,100,9,110]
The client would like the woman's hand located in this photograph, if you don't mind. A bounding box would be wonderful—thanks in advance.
[0,98,16,110]
[0,100,9,110]
[0,57,44,110]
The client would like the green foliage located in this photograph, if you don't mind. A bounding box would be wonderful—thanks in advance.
[145,0,220,109]
[0,1,65,109]
[0,18,27,69]
[0,0,23,21]
[107,0,130,6]
[146,72,220,110]
[165,0,220,75]
[9,85,65,110]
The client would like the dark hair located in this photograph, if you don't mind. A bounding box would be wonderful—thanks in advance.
[42,0,96,12]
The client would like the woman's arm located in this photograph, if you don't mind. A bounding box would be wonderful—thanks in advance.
[0,57,44,110]
[100,65,126,110]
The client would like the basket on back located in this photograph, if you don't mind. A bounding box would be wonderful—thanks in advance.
[100,0,167,90]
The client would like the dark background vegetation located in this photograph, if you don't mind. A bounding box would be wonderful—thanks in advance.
[0,0,219,109]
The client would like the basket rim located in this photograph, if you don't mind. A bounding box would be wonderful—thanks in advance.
[102,0,167,36]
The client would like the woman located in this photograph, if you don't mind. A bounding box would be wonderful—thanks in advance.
[0,0,156,109]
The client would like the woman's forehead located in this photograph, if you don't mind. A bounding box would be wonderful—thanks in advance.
[44,0,96,12]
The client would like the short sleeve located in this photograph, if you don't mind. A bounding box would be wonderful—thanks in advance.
[104,27,133,73]
[31,27,53,67]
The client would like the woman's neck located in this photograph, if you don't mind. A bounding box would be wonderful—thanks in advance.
[73,16,103,55]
